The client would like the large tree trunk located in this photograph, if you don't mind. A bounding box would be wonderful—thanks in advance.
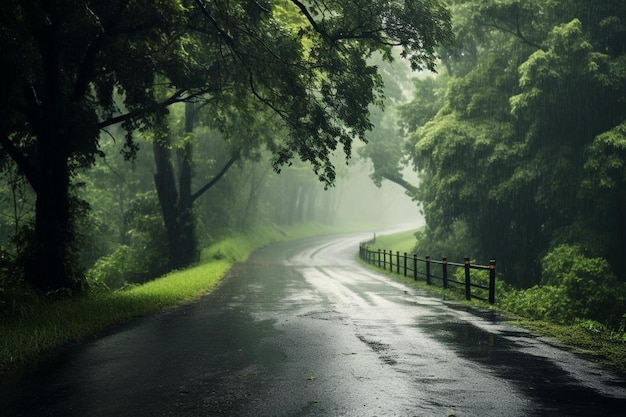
[23,30,83,294]
[153,102,199,271]
[25,110,82,294]
[153,139,199,271]
[28,148,78,293]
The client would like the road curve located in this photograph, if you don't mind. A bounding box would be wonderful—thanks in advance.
[1,231,625,416]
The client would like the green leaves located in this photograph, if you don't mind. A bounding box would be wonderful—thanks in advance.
[584,122,626,190]
[0,0,456,290]
[398,0,626,291]
[2,0,454,185]
[540,245,626,326]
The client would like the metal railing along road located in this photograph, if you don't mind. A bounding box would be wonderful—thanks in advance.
[359,242,496,304]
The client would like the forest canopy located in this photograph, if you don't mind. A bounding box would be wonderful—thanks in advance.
[359,0,626,327]
[0,0,453,294]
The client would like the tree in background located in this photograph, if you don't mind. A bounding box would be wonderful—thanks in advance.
[0,0,453,294]
[152,98,284,270]
[358,52,420,197]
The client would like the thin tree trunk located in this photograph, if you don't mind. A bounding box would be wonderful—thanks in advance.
[239,163,270,230]
[153,138,179,268]
[175,140,199,266]
[174,102,199,267]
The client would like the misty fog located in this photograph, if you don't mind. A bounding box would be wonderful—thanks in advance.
[322,160,424,230]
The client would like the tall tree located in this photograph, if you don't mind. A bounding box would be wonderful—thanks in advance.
[403,0,626,285]
[0,0,453,293]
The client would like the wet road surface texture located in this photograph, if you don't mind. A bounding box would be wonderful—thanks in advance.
[1,232,625,416]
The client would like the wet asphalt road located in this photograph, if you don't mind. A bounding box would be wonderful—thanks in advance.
[1,232,626,416]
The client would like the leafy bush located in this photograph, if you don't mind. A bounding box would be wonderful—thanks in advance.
[0,246,38,317]
[123,192,168,274]
[87,245,135,290]
[413,220,478,262]
[452,265,491,286]
[0,281,36,317]
[542,245,626,327]
[499,285,573,323]
[86,192,170,290]
[500,245,626,329]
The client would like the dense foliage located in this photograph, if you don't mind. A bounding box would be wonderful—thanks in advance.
[78,121,347,291]
[375,0,626,329]
[0,0,453,295]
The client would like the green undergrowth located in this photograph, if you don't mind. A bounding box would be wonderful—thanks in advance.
[369,229,419,255]
[514,320,626,371]
[359,231,626,375]
[0,222,364,374]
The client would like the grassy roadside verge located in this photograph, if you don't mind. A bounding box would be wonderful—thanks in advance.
[359,228,626,375]
[0,222,364,374]
[369,229,418,254]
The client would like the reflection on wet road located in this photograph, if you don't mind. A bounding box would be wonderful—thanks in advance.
[1,232,625,416]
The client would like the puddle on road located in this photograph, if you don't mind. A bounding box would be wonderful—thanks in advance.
[298,309,348,322]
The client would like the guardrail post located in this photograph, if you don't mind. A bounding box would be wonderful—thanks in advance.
[378,249,381,268]
[464,257,471,301]
[396,251,400,274]
[426,256,431,285]
[403,252,408,277]
[389,249,393,272]
[442,257,448,289]
[489,259,496,304]
[413,254,417,281]
[383,250,386,270]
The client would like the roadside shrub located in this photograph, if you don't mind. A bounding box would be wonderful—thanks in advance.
[87,245,134,290]
[541,245,626,327]
[122,193,168,276]
[413,220,477,262]
[499,284,573,323]
[500,245,626,328]
[0,246,37,317]
[0,284,36,319]
[451,266,492,300]
[86,192,169,291]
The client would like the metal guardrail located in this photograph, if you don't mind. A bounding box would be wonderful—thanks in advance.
[359,242,496,304]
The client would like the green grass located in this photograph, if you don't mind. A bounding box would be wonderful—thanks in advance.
[359,229,626,375]
[0,222,365,374]
[513,320,626,371]
[371,229,420,254]
[0,261,232,374]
